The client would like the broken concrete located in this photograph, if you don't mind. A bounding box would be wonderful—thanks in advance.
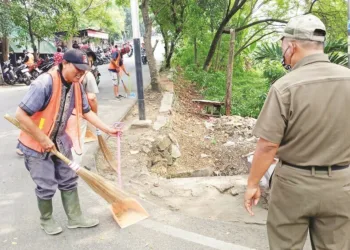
[131,119,153,128]
[159,92,174,113]
[171,144,181,158]
[153,115,168,131]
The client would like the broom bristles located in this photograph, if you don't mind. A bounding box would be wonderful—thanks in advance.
[77,167,128,203]
[98,135,118,172]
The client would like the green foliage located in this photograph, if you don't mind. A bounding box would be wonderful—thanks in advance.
[0,1,13,36]
[182,64,269,118]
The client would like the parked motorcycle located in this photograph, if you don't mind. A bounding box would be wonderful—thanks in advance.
[141,48,147,65]
[126,42,133,57]
[2,60,17,85]
[14,59,31,85]
[38,57,54,72]
[28,62,43,79]
[91,64,101,86]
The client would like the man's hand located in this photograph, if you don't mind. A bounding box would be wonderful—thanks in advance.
[106,127,122,137]
[39,135,55,152]
[244,184,261,216]
[126,72,130,77]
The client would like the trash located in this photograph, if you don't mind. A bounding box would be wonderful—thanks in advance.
[129,92,136,98]
[247,155,278,188]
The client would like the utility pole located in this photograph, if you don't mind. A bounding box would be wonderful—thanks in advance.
[130,0,146,120]
[348,0,350,68]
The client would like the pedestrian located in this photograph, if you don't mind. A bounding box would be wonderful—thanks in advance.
[23,50,34,67]
[72,40,80,49]
[70,48,99,164]
[244,14,350,249]
[108,47,130,99]
[111,44,118,53]
[15,49,120,235]
[53,47,64,66]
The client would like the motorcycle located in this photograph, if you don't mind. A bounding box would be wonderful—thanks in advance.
[28,62,43,79]
[91,64,101,86]
[38,56,54,72]
[2,60,17,85]
[14,59,32,85]
[141,48,147,65]
[127,43,133,57]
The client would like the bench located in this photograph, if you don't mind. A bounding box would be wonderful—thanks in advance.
[192,99,224,117]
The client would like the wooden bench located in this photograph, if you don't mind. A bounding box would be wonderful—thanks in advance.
[192,99,224,117]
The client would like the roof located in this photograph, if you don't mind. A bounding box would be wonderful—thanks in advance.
[9,39,56,54]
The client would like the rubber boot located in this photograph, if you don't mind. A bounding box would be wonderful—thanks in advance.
[61,188,99,229]
[37,198,63,235]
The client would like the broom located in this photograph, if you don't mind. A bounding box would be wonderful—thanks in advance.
[5,114,149,228]
[96,128,118,172]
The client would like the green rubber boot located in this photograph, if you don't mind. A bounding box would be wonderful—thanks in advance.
[61,188,99,229]
[37,198,63,235]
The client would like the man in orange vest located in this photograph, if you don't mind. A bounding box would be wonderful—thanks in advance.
[108,47,130,99]
[15,49,119,235]
[23,49,34,67]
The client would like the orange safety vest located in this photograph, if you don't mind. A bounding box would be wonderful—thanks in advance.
[18,69,83,154]
[108,52,121,72]
[25,53,34,67]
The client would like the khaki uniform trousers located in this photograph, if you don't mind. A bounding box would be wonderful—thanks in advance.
[267,163,350,250]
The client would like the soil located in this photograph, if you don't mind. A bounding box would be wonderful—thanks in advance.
[95,71,267,225]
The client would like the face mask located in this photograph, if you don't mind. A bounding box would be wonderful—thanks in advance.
[281,47,291,71]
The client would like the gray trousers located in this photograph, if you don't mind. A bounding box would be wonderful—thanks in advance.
[24,153,78,200]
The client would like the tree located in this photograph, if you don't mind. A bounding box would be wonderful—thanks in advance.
[0,0,13,62]
[151,0,189,68]
[141,0,160,91]
[255,39,348,67]
[202,0,291,71]
[10,0,73,59]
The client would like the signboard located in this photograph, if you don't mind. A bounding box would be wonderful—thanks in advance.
[87,30,109,40]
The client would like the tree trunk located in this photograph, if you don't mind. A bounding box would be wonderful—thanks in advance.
[27,15,38,60]
[165,41,175,69]
[152,39,159,54]
[141,0,160,92]
[194,37,198,66]
[214,36,222,71]
[2,37,9,62]
[203,21,227,71]
[225,29,235,116]
[160,27,168,59]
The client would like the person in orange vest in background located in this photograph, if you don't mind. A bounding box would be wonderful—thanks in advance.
[15,49,120,235]
[108,47,130,99]
[23,50,34,67]
[111,44,118,53]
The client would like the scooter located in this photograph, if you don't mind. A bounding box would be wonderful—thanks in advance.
[14,59,32,85]
[91,64,101,86]
[38,57,54,72]
[141,48,147,65]
[28,63,43,79]
[2,60,17,85]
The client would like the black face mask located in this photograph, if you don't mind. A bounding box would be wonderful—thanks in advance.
[281,47,291,71]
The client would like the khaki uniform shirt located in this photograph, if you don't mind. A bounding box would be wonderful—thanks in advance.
[253,54,350,166]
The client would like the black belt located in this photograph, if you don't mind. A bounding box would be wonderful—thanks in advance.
[282,161,349,171]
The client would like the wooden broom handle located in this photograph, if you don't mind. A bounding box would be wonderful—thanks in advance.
[4,114,72,165]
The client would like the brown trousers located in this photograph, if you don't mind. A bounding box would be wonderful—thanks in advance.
[267,163,350,250]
